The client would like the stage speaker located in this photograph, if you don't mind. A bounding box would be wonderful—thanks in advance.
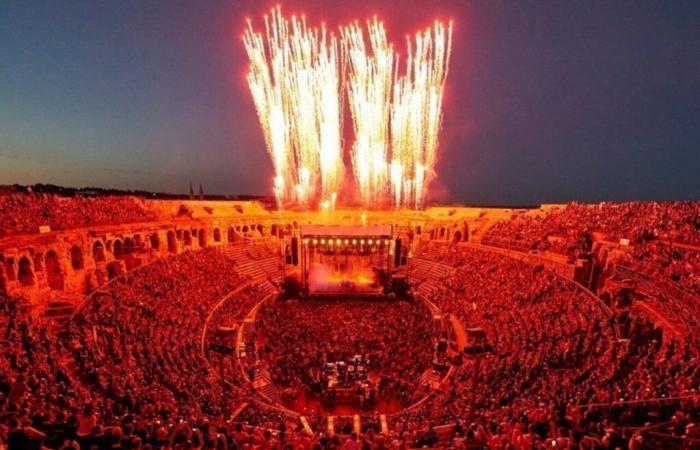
[291,237,299,265]
[394,238,402,266]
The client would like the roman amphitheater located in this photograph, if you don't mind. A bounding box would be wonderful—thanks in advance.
[0,192,698,449]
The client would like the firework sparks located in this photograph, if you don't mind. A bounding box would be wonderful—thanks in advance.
[390,21,453,208]
[244,7,343,208]
[341,18,394,207]
[243,9,452,210]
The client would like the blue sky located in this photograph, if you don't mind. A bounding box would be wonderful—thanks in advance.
[1,0,698,204]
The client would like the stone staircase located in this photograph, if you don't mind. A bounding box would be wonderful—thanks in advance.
[42,300,76,324]
[418,368,442,389]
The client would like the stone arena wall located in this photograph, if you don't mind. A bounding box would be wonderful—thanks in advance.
[0,199,568,313]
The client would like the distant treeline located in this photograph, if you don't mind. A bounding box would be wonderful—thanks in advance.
[0,184,271,203]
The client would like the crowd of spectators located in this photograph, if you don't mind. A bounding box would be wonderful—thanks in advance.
[624,242,700,296]
[482,202,700,327]
[0,193,157,236]
[0,226,698,448]
[255,299,436,407]
[483,201,700,257]
[0,247,321,449]
[403,244,699,449]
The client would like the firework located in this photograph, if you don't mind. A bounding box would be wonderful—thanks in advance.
[243,9,452,210]
[244,8,343,208]
[341,19,452,208]
[341,19,394,206]
[390,21,452,208]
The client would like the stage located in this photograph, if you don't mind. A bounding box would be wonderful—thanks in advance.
[298,225,394,296]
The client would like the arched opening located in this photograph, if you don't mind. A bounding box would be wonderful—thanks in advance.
[70,246,84,270]
[3,258,16,282]
[271,224,278,237]
[198,229,207,247]
[107,261,123,280]
[113,240,124,259]
[416,226,422,234]
[124,237,133,254]
[167,231,177,253]
[242,225,249,233]
[462,222,469,242]
[452,231,462,244]
[93,241,105,262]
[213,228,221,242]
[227,227,235,243]
[45,251,63,290]
[176,229,183,240]
[150,233,160,250]
[184,231,192,246]
[0,267,6,294]
[439,228,446,239]
[133,234,143,248]
[18,257,34,286]
[257,224,264,235]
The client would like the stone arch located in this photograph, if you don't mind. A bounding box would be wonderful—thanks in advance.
[176,229,183,240]
[113,239,124,259]
[462,222,469,242]
[271,224,278,237]
[18,257,34,286]
[150,233,160,250]
[452,230,462,244]
[45,250,63,290]
[256,224,264,235]
[227,227,235,243]
[167,231,177,253]
[107,261,123,280]
[0,266,6,294]
[133,234,143,248]
[213,228,221,242]
[3,258,16,282]
[70,246,84,270]
[93,241,105,262]
[198,229,207,247]
[124,237,133,254]
[242,225,249,233]
[184,230,192,246]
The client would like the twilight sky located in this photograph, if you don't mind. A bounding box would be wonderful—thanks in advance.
[1,0,698,205]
